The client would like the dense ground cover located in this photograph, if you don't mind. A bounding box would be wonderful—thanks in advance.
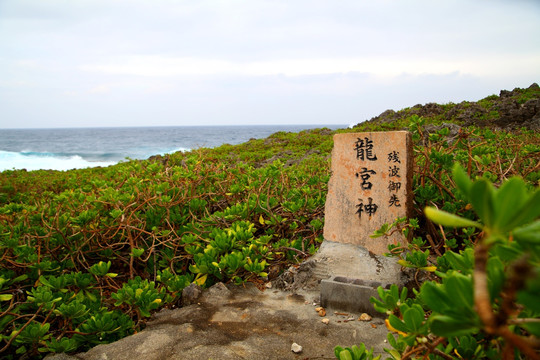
[0,85,539,358]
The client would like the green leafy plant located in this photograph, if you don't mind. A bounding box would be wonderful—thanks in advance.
[339,164,539,360]
[422,164,540,357]
[1,86,538,358]
[111,277,165,321]
[334,343,380,360]
[370,284,408,315]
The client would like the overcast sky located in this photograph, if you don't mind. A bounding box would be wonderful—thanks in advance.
[1,0,539,129]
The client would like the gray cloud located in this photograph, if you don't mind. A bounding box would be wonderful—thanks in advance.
[0,0,539,128]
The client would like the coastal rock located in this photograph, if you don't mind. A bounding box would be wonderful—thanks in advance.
[423,123,462,145]
[495,97,540,129]
[181,283,202,306]
[201,282,232,302]
[356,83,540,131]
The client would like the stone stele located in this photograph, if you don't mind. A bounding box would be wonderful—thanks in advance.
[323,131,413,255]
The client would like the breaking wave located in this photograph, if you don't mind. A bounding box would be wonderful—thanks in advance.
[0,150,117,172]
[0,148,190,172]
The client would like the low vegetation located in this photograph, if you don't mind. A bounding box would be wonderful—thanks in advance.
[0,84,539,358]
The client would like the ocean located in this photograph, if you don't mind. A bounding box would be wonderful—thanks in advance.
[0,125,344,172]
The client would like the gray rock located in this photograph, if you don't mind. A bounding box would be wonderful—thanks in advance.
[202,282,232,302]
[48,281,390,360]
[181,283,202,306]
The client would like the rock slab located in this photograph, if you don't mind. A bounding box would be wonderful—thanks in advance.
[45,283,389,360]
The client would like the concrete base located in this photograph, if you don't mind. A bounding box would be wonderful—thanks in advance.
[320,276,390,317]
[309,240,405,284]
[312,240,406,316]
[275,240,407,316]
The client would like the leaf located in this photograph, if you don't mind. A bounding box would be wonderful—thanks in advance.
[491,243,522,262]
[403,306,424,332]
[38,276,52,288]
[446,273,474,309]
[388,315,409,334]
[377,286,385,300]
[486,257,505,301]
[469,179,495,228]
[420,282,450,314]
[443,249,474,273]
[370,297,389,314]
[493,177,527,231]
[386,332,398,349]
[397,259,413,268]
[399,287,408,303]
[12,275,28,283]
[194,273,207,286]
[452,163,472,197]
[85,290,97,302]
[503,189,540,230]
[430,315,478,337]
[386,349,402,360]
[517,276,540,312]
[513,220,540,245]
[425,207,481,229]
[131,248,145,258]
[337,350,353,360]
[351,344,365,359]
[0,294,13,301]
[334,346,345,358]
[390,284,399,300]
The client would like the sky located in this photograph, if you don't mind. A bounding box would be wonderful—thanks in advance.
[0,0,539,129]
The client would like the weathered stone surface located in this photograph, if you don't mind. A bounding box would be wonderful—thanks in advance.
[320,276,387,317]
[201,281,232,302]
[181,283,202,306]
[323,131,413,254]
[44,283,389,360]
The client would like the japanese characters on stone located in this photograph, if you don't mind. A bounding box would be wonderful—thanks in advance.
[323,131,411,254]
[387,150,402,208]
[354,137,403,219]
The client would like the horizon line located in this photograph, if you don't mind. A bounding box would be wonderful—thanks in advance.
[0,123,350,131]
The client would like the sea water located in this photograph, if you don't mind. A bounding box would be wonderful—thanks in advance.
[0,125,343,172]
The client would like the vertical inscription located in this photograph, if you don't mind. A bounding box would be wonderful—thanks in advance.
[387,151,402,208]
[354,139,405,217]
[354,137,379,219]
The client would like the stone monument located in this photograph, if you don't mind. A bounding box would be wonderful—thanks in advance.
[323,131,413,254]
[317,131,413,315]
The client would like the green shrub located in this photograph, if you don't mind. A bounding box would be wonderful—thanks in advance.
[335,164,540,359]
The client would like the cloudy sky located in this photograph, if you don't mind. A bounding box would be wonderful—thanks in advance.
[1,0,539,129]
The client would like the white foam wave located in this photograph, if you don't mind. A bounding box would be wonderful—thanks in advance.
[161,147,190,155]
[0,150,117,172]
